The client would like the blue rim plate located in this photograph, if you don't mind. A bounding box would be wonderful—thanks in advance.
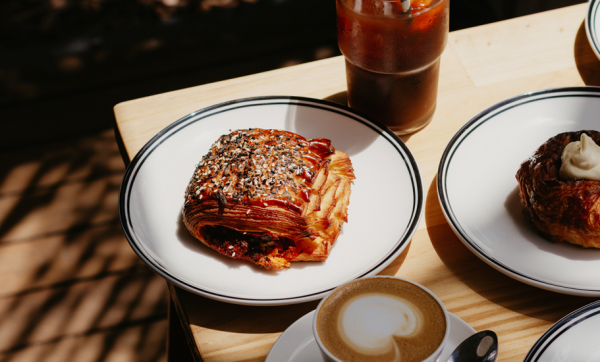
[438,86,600,297]
[119,96,423,305]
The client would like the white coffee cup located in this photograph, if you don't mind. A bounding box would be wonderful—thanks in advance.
[312,276,450,362]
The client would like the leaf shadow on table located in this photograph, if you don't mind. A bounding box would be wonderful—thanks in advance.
[0,130,169,362]
[424,177,594,324]
[574,21,600,86]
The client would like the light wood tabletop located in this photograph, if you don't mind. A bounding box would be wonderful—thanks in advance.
[114,3,600,361]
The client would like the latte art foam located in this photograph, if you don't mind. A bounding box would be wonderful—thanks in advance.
[316,278,447,362]
[338,293,423,357]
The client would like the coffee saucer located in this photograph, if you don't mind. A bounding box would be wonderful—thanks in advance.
[266,310,476,362]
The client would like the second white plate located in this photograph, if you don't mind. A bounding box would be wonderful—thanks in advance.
[438,87,600,296]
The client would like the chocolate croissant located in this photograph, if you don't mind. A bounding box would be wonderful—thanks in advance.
[516,130,600,248]
[183,128,355,269]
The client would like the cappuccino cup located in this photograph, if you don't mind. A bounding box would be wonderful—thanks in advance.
[313,276,449,362]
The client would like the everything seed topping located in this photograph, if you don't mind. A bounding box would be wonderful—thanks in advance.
[186,128,333,208]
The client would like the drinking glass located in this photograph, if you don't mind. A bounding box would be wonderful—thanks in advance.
[337,0,450,134]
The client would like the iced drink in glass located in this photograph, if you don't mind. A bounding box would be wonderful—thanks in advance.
[337,0,449,134]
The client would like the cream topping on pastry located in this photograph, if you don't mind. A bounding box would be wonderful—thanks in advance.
[559,133,600,181]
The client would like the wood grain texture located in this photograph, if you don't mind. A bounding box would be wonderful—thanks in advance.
[113,3,600,361]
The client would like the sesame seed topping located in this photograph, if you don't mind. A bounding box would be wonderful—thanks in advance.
[186,128,334,209]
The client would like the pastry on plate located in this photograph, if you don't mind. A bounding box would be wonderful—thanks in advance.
[183,128,355,269]
[516,130,600,248]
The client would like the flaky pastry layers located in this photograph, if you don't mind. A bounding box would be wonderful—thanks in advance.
[516,130,600,248]
[183,128,355,269]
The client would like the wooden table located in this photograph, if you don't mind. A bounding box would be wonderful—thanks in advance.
[114,3,600,361]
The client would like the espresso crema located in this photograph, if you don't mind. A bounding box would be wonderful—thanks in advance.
[316,278,446,362]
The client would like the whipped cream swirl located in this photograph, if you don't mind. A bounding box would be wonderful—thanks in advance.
[559,133,600,181]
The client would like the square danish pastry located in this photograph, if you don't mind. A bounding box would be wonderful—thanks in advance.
[183,128,355,269]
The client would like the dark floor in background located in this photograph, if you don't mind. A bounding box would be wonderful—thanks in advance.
[0,1,587,361]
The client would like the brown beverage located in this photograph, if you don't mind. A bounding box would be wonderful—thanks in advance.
[337,0,449,134]
[315,277,447,362]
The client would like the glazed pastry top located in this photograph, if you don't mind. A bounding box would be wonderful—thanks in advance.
[185,128,337,215]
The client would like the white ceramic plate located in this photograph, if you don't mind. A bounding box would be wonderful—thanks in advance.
[120,96,423,305]
[438,87,600,297]
[586,0,600,60]
[525,300,600,361]
[266,310,476,362]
